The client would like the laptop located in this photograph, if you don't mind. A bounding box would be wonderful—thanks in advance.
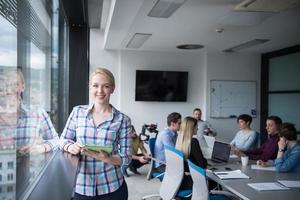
[207,141,231,166]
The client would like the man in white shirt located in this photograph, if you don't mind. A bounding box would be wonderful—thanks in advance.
[193,108,214,138]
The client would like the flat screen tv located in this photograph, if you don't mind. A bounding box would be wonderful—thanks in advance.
[135,70,188,102]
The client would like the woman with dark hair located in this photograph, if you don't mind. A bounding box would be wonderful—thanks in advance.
[274,123,300,173]
[234,116,282,162]
[230,114,257,151]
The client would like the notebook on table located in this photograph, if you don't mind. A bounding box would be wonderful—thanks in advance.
[207,141,231,166]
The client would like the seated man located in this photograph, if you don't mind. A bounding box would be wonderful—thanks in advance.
[154,112,182,173]
[123,125,149,176]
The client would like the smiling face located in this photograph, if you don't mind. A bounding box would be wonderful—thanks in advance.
[90,73,114,105]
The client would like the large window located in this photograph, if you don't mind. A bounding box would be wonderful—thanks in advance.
[261,45,300,140]
[0,0,69,199]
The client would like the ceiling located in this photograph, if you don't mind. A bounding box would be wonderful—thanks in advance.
[99,0,300,53]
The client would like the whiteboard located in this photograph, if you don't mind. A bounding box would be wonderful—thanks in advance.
[210,80,256,118]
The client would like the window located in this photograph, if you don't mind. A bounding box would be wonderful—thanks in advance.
[7,161,13,169]
[0,162,2,169]
[7,173,13,181]
[0,174,2,182]
[7,185,13,192]
[261,45,300,141]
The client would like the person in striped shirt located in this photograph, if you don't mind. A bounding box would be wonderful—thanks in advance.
[60,68,132,200]
[15,68,59,153]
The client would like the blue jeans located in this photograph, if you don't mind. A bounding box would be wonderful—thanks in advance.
[73,181,128,200]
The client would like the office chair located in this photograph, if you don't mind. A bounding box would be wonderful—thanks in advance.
[146,137,165,181]
[142,145,192,200]
[142,137,165,200]
[187,159,237,200]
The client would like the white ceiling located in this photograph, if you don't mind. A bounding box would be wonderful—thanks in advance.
[102,0,300,53]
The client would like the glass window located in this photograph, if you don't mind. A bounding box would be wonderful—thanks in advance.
[7,161,13,169]
[269,52,300,91]
[0,174,2,182]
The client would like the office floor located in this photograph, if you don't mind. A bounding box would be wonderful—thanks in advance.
[126,164,161,200]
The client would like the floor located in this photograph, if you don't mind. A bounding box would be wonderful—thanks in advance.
[126,164,161,200]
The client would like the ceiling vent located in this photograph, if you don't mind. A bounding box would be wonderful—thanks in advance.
[148,0,186,18]
[223,39,269,52]
[126,33,152,49]
[234,0,300,12]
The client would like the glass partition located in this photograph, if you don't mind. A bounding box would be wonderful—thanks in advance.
[0,0,68,199]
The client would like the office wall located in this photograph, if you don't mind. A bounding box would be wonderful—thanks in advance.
[206,52,261,142]
[90,29,261,140]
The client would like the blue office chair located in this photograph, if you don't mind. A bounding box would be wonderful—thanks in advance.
[187,159,237,200]
[146,137,165,181]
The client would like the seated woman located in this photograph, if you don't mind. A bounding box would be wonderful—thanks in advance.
[175,116,207,191]
[230,114,257,151]
[274,123,300,173]
[234,116,282,161]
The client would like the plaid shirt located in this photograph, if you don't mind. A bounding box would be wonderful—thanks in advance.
[15,104,58,149]
[60,104,132,196]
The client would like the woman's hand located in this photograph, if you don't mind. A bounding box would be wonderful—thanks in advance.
[67,142,83,155]
[82,149,111,162]
[233,148,245,157]
[19,144,46,154]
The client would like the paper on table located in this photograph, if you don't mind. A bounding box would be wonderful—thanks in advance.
[248,182,290,191]
[251,164,275,171]
[278,180,300,188]
[214,170,249,179]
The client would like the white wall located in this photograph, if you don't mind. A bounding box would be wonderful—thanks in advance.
[90,29,261,140]
[206,52,261,142]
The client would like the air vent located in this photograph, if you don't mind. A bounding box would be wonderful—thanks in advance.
[148,0,186,18]
[126,33,152,49]
[223,39,269,52]
[234,0,300,12]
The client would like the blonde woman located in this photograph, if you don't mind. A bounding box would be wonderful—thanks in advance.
[176,116,207,190]
[60,68,132,200]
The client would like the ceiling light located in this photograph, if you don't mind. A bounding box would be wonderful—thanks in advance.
[176,44,204,50]
[223,39,269,52]
[148,0,186,18]
[126,33,152,49]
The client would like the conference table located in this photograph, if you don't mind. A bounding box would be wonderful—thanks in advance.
[206,158,300,200]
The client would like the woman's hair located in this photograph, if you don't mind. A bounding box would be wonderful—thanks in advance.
[175,116,198,157]
[237,114,252,125]
[279,123,298,141]
[89,68,115,89]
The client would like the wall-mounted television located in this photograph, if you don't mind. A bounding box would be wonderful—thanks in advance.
[135,70,188,102]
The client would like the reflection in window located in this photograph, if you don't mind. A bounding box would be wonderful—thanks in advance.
[7,161,13,169]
